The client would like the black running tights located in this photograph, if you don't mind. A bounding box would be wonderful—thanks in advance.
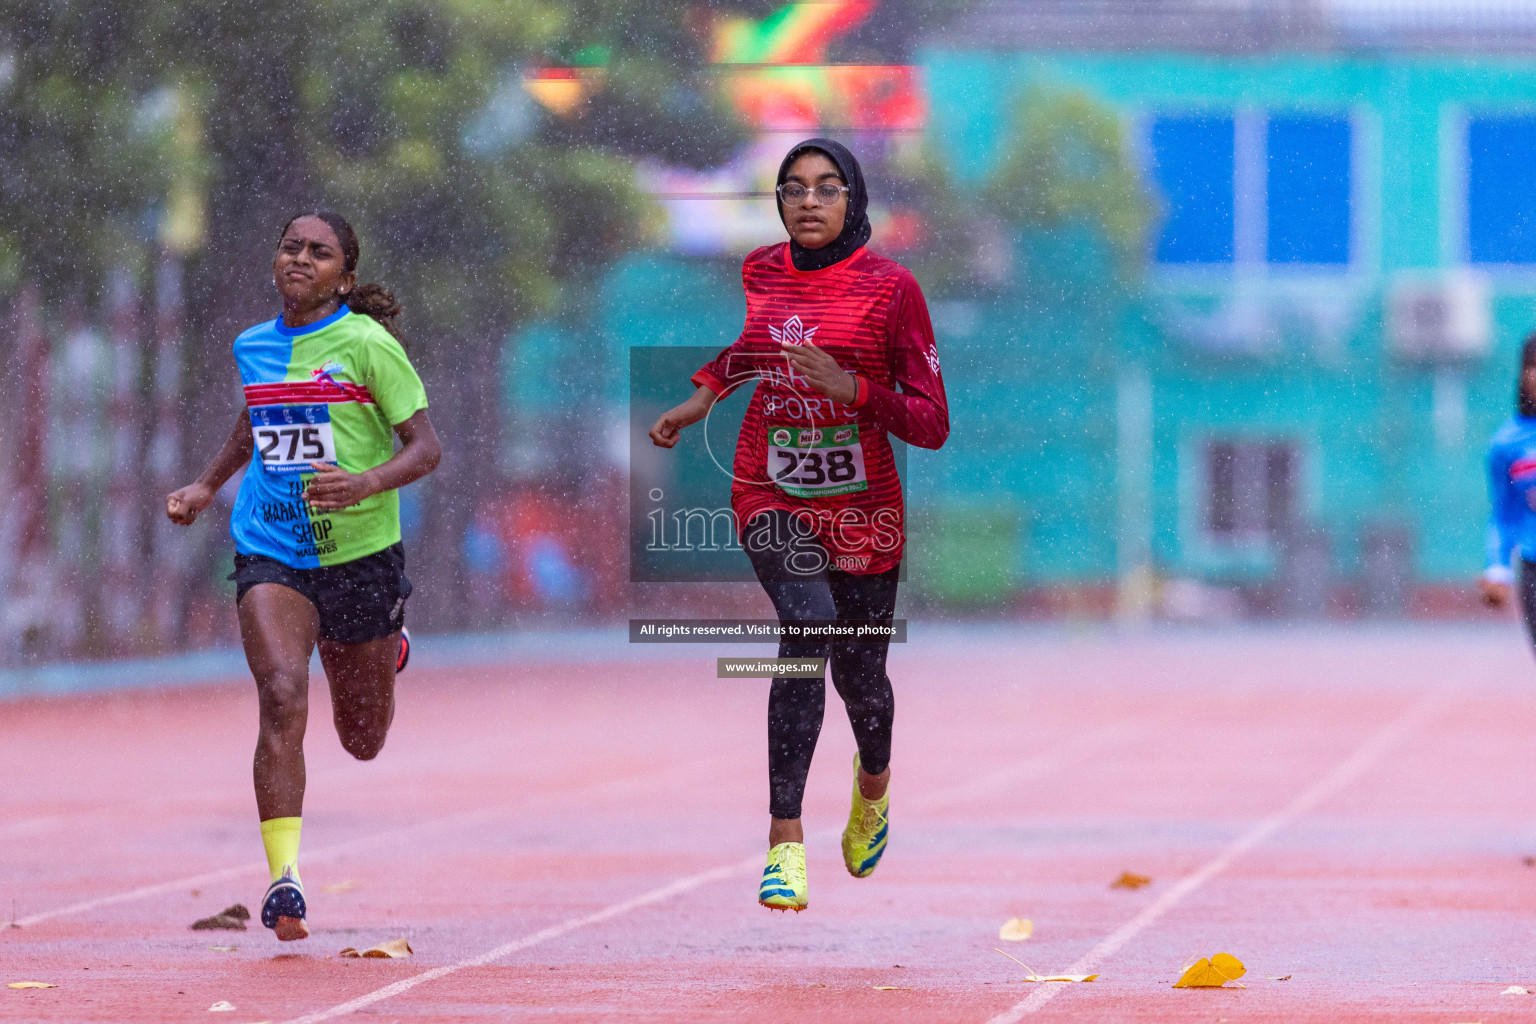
[1519,560,1536,648]
[743,509,899,820]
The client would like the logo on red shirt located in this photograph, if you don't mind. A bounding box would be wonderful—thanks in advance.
[768,315,818,346]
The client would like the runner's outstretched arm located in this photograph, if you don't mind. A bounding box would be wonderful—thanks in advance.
[649,386,718,448]
[165,409,257,525]
[1481,442,1520,607]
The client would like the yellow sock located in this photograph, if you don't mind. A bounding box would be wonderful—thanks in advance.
[260,817,302,883]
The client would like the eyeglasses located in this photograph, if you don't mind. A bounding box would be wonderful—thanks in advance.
[777,182,849,206]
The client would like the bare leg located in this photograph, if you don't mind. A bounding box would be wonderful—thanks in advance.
[318,632,398,761]
[239,584,320,821]
[769,817,805,846]
[858,765,890,800]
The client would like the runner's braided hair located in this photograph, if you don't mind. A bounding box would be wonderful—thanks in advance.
[278,211,404,341]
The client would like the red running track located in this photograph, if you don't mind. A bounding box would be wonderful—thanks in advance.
[5,626,1536,1023]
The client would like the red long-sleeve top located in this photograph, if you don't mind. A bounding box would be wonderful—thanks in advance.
[692,243,949,574]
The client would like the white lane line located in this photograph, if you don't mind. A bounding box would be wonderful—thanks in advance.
[277,724,1140,1023]
[11,754,726,928]
[281,854,763,1024]
[982,688,1450,1024]
[909,724,1134,812]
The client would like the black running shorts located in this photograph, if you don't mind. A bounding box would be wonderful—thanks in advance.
[231,543,411,645]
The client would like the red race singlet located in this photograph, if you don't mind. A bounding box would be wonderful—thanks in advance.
[692,244,949,574]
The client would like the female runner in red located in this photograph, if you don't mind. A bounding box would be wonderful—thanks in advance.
[649,139,949,911]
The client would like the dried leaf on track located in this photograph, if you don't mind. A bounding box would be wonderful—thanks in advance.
[873,985,914,991]
[994,948,1097,983]
[1503,986,1529,995]
[207,946,238,952]
[340,938,412,959]
[364,938,412,958]
[1174,953,1246,988]
[6,982,57,989]
[321,880,357,895]
[191,905,251,931]
[998,918,1033,942]
[1110,871,1152,889]
[207,1001,236,1012]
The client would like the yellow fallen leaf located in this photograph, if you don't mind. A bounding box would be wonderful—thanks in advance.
[873,985,913,991]
[6,982,56,989]
[998,918,1033,942]
[994,948,1097,983]
[340,938,412,959]
[1503,986,1529,995]
[321,880,357,895]
[1110,871,1152,889]
[207,946,237,952]
[208,1001,236,1012]
[1174,953,1246,988]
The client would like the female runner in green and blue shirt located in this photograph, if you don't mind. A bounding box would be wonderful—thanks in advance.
[166,212,440,941]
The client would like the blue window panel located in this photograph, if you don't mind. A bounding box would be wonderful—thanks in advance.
[1468,115,1536,264]
[1266,115,1352,264]
[1151,116,1235,264]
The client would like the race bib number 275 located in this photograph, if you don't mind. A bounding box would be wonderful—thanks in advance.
[767,424,867,498]
[251,404,336,474]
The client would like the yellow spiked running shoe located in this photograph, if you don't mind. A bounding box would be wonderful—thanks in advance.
[759,842,808,911]
[841,752,889,878]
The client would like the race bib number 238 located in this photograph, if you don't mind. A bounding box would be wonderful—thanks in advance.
[251,404,337,474]
[767,424,867,498]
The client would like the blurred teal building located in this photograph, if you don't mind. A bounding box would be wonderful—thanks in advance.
[515,5,1536,617]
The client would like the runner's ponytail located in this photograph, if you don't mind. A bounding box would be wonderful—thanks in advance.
[278,210,406,342]
[345,282,404,341]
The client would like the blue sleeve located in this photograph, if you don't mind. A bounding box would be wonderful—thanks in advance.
[1487,440,1521,580]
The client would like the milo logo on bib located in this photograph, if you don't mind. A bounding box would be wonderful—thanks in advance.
[766,424,868,498]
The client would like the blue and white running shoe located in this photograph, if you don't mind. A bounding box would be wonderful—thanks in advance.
[261,866,308,941]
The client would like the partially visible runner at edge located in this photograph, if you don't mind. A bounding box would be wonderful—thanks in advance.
[649,139,949,912]
[1481,334,1536,635]
[165,212,441,941]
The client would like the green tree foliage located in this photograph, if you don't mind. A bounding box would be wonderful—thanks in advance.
[897,84,1151,303]
[985,86,1152,278]
[0,6,175,293]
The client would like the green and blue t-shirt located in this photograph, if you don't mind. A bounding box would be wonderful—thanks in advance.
[231,307,428,568]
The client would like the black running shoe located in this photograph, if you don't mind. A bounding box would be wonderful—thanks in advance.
[261,867,308,941]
